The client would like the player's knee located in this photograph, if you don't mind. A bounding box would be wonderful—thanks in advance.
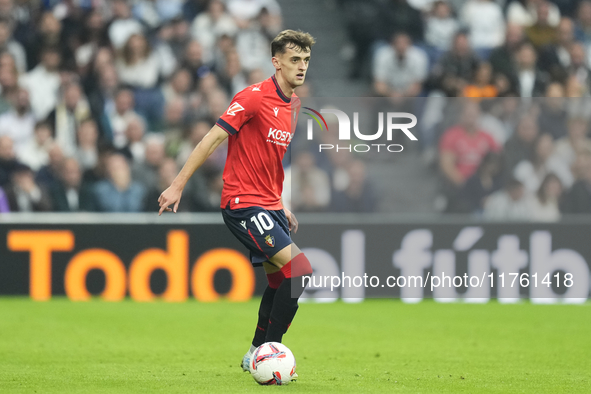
[280,253,313,279]
[291,253,313,277]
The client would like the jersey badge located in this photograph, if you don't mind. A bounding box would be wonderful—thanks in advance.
[227,102,245,116]
[240,220,247,229]
[265,235,275,247]
[252,86,261,91]
[273,107,279,117]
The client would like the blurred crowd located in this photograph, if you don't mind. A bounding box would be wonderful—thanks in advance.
[0,0,283,213]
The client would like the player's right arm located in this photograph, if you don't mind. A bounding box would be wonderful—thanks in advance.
[158,124,228,215]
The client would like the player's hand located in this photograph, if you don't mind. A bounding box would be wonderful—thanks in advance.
[284,207,298,234]
[158,185,183,215]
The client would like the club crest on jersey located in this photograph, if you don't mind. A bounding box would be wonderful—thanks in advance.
[273,107,279,117]
[227,102,244,116]
[265,235,275,247]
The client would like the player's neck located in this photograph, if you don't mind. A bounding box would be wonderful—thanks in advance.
[274,72,295,98]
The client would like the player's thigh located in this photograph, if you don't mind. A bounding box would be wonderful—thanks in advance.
[222,205,292,264]
[268,243,301,268]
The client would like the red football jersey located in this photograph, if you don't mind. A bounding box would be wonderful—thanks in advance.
[216,75,299,210]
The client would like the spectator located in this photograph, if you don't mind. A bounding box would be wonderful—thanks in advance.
[439,101,500,188]
[235,8,278,75]
[425,1,459,52]
[19,46,61,120]
[0,60,19,114]
[46,82,91,156]
[381,0,424,43]
[75,10,108,75]
[123,117,147,163]
[0,135,20,187]
[507,0,560,28]
[450,151,504,214]
[144,158,188,212]
[162,68,194,105]
[560,150,591,213]
[5,164,52,212]
[87,64,119,140]
[291,151,331,212]
[537,83,568,139]
[36,143,65,188]
[524,1,558,49]
[190,0,237,63]
[372,33,428,97]
[50,157,96,212]
[0,88,35,152]
[25,12,72,71]
[460,0,505,55]
[489,24,525,84]
[554,117,591,167]
[75,119,99,171]
[177,120,211,166]
[115,33,161,89]
[108,0,143,50]
[483,178,534,221]
[513,133,573,193]
[219,50,248,96]
[0,18,26,73]
[532,173,562,221]
[513,42,549,97]
[94,153,146,212]
[429,31,480,96]
[538,18,575,80]
[504,114,540,175]
[180,40,208,84]
[132,0,184,29]
[17,122,52,171]
[332,160,376,212]
[462,62,498,99]
[565,43,591,94]
[107,88,141,149]
[574,1,591,48]
[227,0,282,29]
[132,134,166,190]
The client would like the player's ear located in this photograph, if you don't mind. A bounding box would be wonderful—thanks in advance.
[271,56,281,70]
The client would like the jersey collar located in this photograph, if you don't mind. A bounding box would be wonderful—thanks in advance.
[271,75,291,103]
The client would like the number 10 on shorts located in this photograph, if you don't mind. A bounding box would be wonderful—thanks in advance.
[250,212,275,234]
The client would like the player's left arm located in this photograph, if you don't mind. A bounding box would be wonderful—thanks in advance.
[281,197,298,234]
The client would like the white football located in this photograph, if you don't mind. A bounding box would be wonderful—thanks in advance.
[249,342,296,385]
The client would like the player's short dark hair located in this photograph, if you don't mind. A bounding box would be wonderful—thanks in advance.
[271,29,315,56]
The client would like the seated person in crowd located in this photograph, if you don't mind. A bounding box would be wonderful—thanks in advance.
[94,153,146,212]
[5,164,52,212]
[50,157,96,212]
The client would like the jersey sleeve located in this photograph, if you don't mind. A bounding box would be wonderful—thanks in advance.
[216,88,261,135]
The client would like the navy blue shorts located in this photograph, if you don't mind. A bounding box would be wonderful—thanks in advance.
[221,205,292,267]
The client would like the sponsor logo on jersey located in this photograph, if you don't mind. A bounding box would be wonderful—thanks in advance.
[226,102,245,116]
[265,235,275,247]
[273,107,279,117]
[267,128,292,143]
[240,220,247,229]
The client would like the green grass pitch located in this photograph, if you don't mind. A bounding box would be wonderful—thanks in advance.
[1,298,589,393]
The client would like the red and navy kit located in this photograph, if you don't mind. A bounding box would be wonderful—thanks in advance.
[216,75,299,264]
[216,75,299,210]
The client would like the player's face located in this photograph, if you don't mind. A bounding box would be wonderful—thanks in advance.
[274,45,311,88]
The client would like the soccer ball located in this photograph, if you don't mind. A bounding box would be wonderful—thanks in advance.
[249,342,296,385]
